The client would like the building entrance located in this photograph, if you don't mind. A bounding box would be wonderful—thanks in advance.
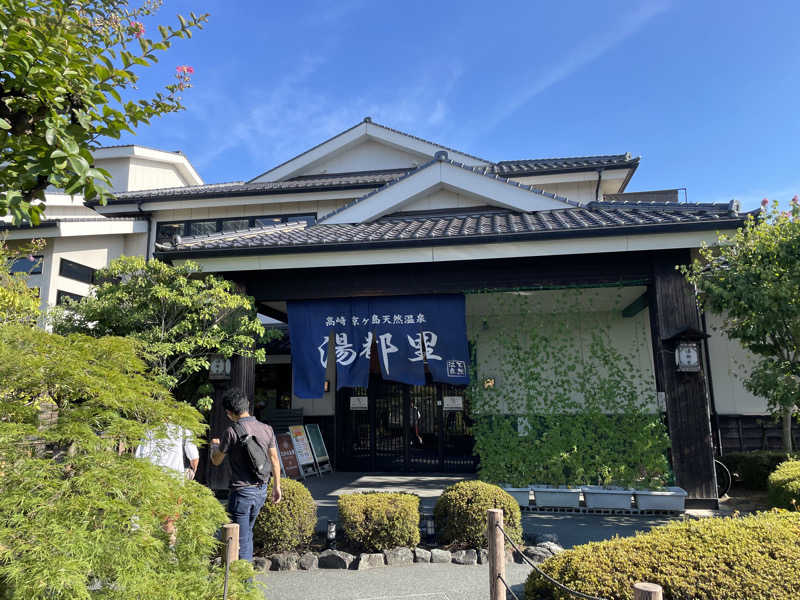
[336,373,476,472]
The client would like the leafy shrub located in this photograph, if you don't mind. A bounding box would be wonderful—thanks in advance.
[526,510,800,600]
[338,492,420,552]
[0,324,258,600]
[433,481,522,548]
[720,451,799,490]
[253,479,316,554]
[768,460,800,509]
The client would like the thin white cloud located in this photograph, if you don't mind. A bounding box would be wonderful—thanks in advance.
[472,1,670,139]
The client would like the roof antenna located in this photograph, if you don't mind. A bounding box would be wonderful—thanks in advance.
[434,151,448,161]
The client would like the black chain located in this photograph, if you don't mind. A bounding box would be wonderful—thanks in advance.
[496,523,607,600]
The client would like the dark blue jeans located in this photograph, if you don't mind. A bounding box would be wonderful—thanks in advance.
[227,483,268,561]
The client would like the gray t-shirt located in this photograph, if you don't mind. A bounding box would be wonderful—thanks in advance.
[219,417,276,488]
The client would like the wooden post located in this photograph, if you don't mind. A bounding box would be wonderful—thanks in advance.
[223,523,239,564]
[487,509,505,600]
[633,582,663,599]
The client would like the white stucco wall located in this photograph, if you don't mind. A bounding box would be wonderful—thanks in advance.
[705,312,769,415]
[398,187,490,213]
[128,157,192,191]
[465,289,658,414]
[297,139,426,176]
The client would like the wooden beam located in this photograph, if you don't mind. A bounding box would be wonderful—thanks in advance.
[622,291,649,318]
[648,252,718,503]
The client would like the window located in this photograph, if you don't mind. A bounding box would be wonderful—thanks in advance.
[286,215,316,226]
[189,220,217,236]
[254,217,283,228]
[222,218,250,232]
[156,222,185,244]
[10,255,43,274]
[59,258,96,284]
[56,290,84,305]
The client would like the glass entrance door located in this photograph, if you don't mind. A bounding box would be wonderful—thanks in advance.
[337,377,476,472]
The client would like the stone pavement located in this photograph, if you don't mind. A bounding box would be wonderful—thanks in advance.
[257,561,532,600]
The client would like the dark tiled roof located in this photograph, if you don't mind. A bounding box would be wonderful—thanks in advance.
[494,153,639,177]
[0,216,144,231]
[316,157,576,224]
[604,189,680,204]
[102,170,411,204]
[156,202,743,258]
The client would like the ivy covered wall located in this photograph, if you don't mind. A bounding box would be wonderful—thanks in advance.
[465,287,671,488]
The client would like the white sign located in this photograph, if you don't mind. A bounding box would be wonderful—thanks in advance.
[350,396,368,411]
[443,396,463,411]
[289,425,315,466]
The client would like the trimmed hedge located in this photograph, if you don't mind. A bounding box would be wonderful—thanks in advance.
[433,480,522,549]
[768,459,800,509]
[719,451,799,490]
[253,479,316,554]
[338,492,420,552]
[526,510,800,600]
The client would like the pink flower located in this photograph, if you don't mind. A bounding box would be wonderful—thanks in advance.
[792,195,799,205]
[176,65,195,75]
[130,21,144,38]
[761,198,769,207]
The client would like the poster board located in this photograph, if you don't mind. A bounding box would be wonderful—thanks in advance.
[289,425,318,477]
[350,396,368,411]
[305,424,332,474]
[276,432,302,480]
[443,396,463,411]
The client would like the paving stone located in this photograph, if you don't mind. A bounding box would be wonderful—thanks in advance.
[298,552,318,570]
[269,552,299,571]
[414,548,432,563]
[383,546,413,566]
[452,549,478,565]
[522,546,551,564]
[430,548,452,563]
[252,557,269,572]
[357,553,385,570]
[318,549,355,569]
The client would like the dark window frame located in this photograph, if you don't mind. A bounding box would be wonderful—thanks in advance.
[56,290,84,305]
[155,213,316,244]
[10,255,43,275]
[59,258,96,284]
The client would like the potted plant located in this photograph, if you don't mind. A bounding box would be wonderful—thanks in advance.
[634,487,687,511]
[581,467,633,510]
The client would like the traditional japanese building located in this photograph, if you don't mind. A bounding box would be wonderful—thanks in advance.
[6,118,786,504]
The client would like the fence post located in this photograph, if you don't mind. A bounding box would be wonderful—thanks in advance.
[633,582,663,600]
[488,509,505,600]
[223,523,240,565]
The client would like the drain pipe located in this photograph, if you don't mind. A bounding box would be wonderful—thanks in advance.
[594,168,604,202]
[137,200,152,262]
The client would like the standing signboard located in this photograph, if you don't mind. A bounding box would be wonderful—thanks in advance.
[305,424,332,474]
[276,432,302,480]
[289,425,318,477]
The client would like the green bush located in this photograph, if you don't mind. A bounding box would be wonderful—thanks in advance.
[768,460,800,509]
[720,451,799,490]
[253,479,316,554]
[338,492,420,552]
[433,481,522,548]
[526,510,800,600]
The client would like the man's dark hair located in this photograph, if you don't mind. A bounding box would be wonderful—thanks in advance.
[222,387,249,416]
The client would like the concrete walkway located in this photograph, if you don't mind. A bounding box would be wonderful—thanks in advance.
[258,561,532,600]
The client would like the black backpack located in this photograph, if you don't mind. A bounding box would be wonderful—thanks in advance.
[232,421,271,483]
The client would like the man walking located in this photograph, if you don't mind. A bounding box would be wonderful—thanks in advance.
[210,387,281,562]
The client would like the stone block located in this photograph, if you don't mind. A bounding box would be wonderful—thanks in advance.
[356,553,385,570]
[414,548,432,563]
[430,548,452,563]
[452,549,478,565]
[299,552,318,570]
[522,546,551,564]
[537,541,564,556]
[477,548,489,564]
[252,557,269,572]
[318,549,355,569]
[269,552,299,571]
[383,546,413,566]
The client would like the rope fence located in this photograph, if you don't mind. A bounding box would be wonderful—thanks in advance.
[487,509,663,600]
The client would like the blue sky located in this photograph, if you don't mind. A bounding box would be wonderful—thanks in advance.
[116,1,800,211]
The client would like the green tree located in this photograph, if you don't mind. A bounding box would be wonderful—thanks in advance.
[0,323,260,600]
[0,237,43,326]
[0,0,207,224]
[684,198,800,451]
[51,256,272,410]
